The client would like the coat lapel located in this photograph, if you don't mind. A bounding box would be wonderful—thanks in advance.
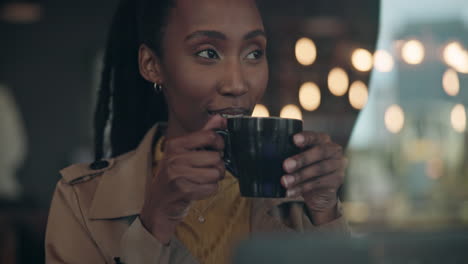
[88,124,166,220]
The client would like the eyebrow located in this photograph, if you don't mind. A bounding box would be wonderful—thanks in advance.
[185,29,267,42]
[243,29,266,40]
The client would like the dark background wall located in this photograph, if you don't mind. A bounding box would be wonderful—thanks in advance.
[0,2,118,261]
[0,0,118,207]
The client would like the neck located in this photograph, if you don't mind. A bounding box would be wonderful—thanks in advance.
[164,110,189,142]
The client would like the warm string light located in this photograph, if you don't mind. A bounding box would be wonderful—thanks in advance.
[385,105,405,133]
[328,67,349,96]
[252,104,270,117]
[374,50,394,72]
[401,40,425,65]
[442,69,460,96]
[351,48,373,72]
[295,38,317,66]
[443,42,468,74]
[280,104,303,120]
[451,104,466,133]
[299,82,321,111]
[348,81,369,110]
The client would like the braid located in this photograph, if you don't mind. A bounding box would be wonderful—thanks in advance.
[94,0,171,160]
[93,4,117,161]
[93,54,111,161]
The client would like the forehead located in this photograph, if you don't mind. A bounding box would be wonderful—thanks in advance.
[168,0,263,36]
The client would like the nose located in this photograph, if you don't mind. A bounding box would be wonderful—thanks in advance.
[217,60,249,97]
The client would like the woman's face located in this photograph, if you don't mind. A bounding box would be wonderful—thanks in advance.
[158,0,268,135]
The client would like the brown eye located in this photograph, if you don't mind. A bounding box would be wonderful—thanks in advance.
[196,49,220,59]
[246,50,264,60]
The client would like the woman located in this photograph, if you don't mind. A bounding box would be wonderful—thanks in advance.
[45,0,349,263]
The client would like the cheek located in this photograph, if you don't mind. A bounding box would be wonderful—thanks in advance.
[163,59,216,127]
[168,64,215,99]
[163,49,214,100]
[247,63,269,102]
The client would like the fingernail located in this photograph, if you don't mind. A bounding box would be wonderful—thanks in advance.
[287,189,297,198]
[294,134,305,145]
[283,175,295,187]
[285,159,296,172]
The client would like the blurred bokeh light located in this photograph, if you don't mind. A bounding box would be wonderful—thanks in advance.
[280,104,303,120]
[0,2,42,23]
[351,48,373,72]
[252,104,270,117]
[295,37,317,66]
[327,67,349,96]
[373,49,394,72]
[443,42,468,74]
[298,82,321,111]
[442,69,460,96]
[451,104,466,133]
[401,39,425,65]
[384,104,405,133]
[348,81,368,110]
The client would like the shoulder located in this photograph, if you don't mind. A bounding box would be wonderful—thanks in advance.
[59,159,115,186]
[57,151,134,195]
[54,151,136,204]
[51,152,135,216]
[59,150,138,185]
[51,158,117,214]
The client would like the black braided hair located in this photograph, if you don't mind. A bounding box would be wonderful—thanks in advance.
[94,0,174,160]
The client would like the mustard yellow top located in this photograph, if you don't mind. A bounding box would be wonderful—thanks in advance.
[154,136,251,264]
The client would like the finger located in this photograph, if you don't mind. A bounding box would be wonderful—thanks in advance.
[281,158,346,188]
[168,151,224,168]
[189,167,226,184]
[202,114,227,131]
[293,132,331,148]
[165,115,227,153]
[166,130,225,153]
[171,178,219,201]
[303,188,339,212]
[283,143,343,174]
[285,170,344,197]
[190,183,219,200]
[168,165,225,184]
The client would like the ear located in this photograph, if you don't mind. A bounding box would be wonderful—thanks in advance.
[138,44,164,84]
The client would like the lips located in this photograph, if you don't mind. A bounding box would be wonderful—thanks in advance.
[207,107,250,118]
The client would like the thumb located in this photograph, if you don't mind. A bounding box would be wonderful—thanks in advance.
[202,114,227,131]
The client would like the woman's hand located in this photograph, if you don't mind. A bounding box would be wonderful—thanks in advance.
[281,132,347,225]
[140,115,227,244]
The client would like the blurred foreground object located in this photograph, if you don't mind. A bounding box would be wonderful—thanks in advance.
[0,84,26,200]
[233,231,468,264]
[345,0,468,232]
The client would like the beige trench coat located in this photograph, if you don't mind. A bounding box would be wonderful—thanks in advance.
[45,124,349,264]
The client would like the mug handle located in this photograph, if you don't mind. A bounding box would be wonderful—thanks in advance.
[215,129,237,177]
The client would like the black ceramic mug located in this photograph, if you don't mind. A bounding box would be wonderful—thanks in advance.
[216,117,303,198]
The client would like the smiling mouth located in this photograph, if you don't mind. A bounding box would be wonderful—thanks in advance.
[207,107,250,118]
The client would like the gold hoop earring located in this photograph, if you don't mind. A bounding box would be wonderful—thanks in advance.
[153,83,163,93]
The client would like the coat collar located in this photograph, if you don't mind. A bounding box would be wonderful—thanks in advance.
[88,123,304,221]
[88,124,163,220]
